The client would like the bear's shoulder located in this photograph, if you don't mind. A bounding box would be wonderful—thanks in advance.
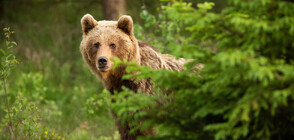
[138,40,160,53]
[138,40,185,71]
[138,41,164,69]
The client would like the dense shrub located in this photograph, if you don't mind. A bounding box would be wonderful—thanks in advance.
[108,0,294,139]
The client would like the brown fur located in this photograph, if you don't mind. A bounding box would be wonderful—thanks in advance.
[80,14,186,140]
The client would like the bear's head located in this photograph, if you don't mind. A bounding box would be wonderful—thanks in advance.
[80,14,140,84]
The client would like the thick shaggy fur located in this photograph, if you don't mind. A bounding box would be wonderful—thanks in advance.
[80,14,185,140]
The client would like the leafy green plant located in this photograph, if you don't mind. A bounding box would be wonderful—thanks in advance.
[0,28,50,140]
[0,28,44,140]
[0,27,19,139]
[1,96,42,139]
[86,90,109,116]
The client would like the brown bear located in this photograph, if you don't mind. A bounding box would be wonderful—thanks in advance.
[80,14,186,140]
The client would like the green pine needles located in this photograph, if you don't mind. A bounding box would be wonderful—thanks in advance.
[108,0,294,139]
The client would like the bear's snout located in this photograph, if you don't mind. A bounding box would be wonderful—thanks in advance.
[98,56,108,66]
[97,56,110,71]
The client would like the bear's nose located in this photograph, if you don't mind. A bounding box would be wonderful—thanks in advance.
[98,56,108,67]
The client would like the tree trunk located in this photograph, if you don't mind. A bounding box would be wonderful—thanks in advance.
[103,0,126,20]
[0,0,3,20]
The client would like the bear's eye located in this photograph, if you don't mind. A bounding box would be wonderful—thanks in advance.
[110,43,116,49]
[94,43,100,49]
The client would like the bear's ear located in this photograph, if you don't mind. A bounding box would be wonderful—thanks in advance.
[81,14,98,35]
[117,15,133,35]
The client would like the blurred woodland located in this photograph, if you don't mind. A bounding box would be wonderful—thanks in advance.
[1,0,294,140]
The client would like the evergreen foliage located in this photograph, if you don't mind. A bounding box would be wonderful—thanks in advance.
[109,0,294,139]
